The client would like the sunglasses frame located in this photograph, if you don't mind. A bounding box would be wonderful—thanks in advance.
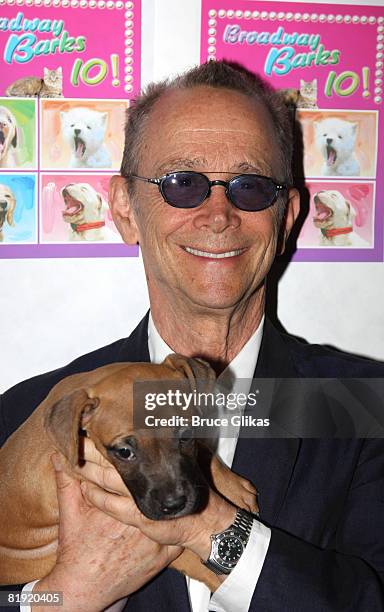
[129,171,287,212]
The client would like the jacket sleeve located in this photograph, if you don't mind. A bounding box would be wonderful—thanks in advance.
[249,438,384,611]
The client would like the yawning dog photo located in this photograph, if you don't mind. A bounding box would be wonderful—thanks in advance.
[313,189,370,247]
[61,182,121,242]
[40,99,127,170]
[296,110,377,179]
[0,182,16,241]
[61,107,112,168]
[0,355,258,591]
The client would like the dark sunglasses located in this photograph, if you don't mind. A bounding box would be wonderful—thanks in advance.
[129,171,287,212]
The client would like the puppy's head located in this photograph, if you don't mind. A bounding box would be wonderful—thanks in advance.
[61,182,108,225]
[44,356,216,520]
[313,190,356,229]
[0,183,16,230]
[60,108,108,159]
[314,118,358,167]
[0,106,17,161]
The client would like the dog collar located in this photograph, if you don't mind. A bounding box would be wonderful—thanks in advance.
[321,227,353,238]
[71,221,105,233]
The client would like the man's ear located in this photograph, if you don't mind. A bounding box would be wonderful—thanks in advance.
[278,187,300,255]
[108,175,139,244]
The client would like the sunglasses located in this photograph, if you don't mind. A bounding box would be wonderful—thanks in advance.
[129,171,287,212]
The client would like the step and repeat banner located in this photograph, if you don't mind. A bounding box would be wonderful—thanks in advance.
[1,0,383,262]
[0,0,140,257]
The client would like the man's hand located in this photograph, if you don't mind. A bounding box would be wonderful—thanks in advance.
[33,454,182,612]
[76,439,236,562]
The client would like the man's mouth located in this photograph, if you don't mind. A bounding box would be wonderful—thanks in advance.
[183,246,246,259]
[326,144,337,166]
[74,135,86,158]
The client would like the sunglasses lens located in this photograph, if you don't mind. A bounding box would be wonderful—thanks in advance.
[229,175,278,211]
[161,172,209,208]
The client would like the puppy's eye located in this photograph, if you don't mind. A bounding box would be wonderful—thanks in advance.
[338,135,343,139]
[70,124,74,127]
[179,427,194,444]
[87,125,91,130]
[115,447,136,461]
[323,133,327,137]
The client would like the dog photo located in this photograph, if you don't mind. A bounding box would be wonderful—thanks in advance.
[40,174,122,243]
[297,110,378,179]
[0,174,37,243]
[298,180,374,249]
[0,99,37,169]
[40,99,128,170]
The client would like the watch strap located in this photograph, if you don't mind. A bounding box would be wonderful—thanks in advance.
[203,508,254,575]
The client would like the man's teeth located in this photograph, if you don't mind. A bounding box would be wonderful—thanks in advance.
[185,247,243,258]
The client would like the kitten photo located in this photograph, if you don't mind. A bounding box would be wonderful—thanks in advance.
[6,68,63,98]
[279,79,318,109]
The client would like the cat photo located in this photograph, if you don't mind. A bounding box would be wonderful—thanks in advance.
[6,68,63,98]
[280,79,318,109]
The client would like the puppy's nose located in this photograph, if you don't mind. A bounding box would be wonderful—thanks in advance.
[161,494,187,514]
[74,128,81,135]
[0,201,7,210]
[326,138,333,145]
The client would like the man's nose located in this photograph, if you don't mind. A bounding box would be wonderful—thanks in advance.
[192,184,240,233]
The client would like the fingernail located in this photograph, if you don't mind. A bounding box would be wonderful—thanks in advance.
[51,453,63,471]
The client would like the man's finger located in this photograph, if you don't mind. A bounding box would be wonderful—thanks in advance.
[81,481,139,525]
[75,458,129,496]
[51,453,89,520]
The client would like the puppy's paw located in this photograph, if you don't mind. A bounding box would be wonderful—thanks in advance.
[236,476,259,514]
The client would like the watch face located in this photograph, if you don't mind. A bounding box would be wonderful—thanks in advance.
[217,535,244,568]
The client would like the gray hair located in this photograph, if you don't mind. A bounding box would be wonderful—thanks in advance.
[121,60,294,218]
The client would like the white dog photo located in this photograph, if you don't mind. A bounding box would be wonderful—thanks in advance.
[313,190,369,247]
[60,108,112,169]
[314,118,360,177]
[61,182,120,242]
[0,106,18,168]
[0,183,16,241]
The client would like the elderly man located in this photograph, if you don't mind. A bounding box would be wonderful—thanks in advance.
[1,61,384,612]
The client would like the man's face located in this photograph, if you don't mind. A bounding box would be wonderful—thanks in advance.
[115,86,298,312]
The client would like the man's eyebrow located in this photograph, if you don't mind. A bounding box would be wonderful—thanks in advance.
[155,158,207,175]
[232,161,272,175]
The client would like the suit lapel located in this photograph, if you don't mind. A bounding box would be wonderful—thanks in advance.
[232,320,301,524]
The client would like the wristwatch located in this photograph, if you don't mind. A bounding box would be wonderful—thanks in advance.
[203,508,254,575]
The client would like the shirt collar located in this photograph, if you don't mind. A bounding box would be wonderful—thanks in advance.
[148,312,264,382]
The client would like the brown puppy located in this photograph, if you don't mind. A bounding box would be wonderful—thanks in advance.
[0,355,258,590]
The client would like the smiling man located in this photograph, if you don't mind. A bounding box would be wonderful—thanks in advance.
[1,61,384,612]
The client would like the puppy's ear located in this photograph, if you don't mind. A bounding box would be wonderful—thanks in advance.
[345,199,357,224]
[163,354,216,392]
[44,389,99,466]
[109,175,139,244]
[6,209,14,226]
[97,193,108,213]
[11,127,17,148]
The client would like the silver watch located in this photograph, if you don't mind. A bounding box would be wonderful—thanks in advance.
[203,508,254,575]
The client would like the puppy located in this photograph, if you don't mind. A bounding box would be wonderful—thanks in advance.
[313,190,369,246]
[0,183,16,241]
[0,356,258,591]
[314,117,360,176]
[0,106,18,168]
[61,182,120,241]
[60,108,112,168]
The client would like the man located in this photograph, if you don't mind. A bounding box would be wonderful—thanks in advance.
[1,61,384,611]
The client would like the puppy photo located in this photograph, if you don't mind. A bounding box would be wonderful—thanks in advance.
[0,183,16,241]
[0,106,18,168]
[313,190,369,247]
[314,117,360,176]
[60,107,112,168]
[61,182,120,241]
[0,355,258,590]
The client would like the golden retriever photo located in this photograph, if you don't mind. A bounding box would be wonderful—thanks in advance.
[0,183,16,241]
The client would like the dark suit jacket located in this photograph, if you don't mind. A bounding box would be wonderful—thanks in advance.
[1,314,384,611]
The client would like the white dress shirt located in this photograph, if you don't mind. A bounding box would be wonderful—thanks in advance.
[22,313,271,612]
[148,313,271,612]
